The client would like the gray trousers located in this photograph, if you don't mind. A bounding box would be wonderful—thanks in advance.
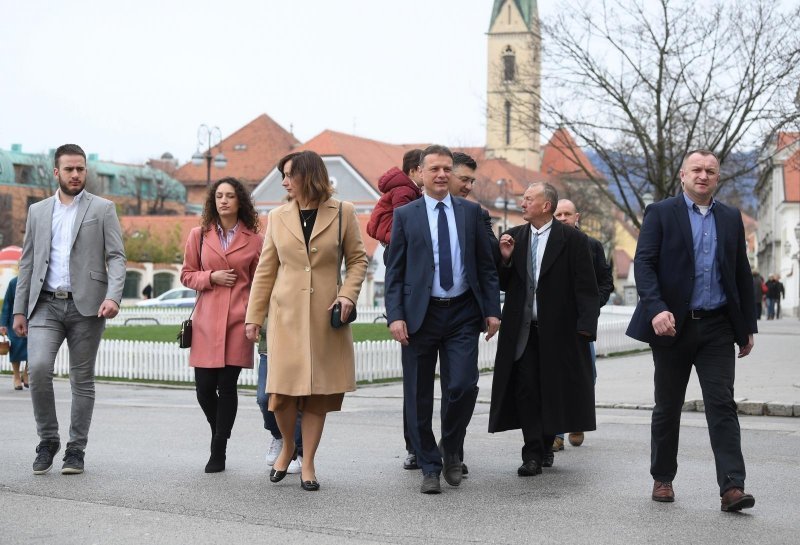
[27,295,105,451]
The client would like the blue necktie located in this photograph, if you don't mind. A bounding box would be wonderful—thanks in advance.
[436,202,454,290]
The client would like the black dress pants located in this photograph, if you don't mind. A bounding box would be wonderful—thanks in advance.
[513,323,554,464]
[650,314,746,495]
[195,366,242,440]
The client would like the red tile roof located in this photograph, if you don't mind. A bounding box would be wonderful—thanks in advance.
[174,114,299,186]
[540,128,602,180]
[784,149,800,203]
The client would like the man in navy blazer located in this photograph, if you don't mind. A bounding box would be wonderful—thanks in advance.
[385,145,501,494]
[626,149,757,512]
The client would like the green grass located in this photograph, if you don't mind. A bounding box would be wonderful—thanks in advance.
[103,322,393,343]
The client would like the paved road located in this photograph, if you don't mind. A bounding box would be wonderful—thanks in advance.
[1,319,798,544]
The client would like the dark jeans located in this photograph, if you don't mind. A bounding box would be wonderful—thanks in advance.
[650,314,746,495]
[195,366,242,440]
[513,324,554,464]
[256,354,302,452]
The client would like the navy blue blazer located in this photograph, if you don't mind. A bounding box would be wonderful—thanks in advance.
[385,196,501,335]
[626,195,757,347]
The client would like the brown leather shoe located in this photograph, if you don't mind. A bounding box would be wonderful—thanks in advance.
[720,488,755,512]
[568,432,585,446]
[652,481,675,502]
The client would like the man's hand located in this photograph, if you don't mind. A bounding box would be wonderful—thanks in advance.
[98,299,119,319]
[13,314,27,337]
[211,269,237,287]
[485,317,500,340]
[651,310,676,337]
[738,334,754,358]
[499,234,515,264]
[0,326,6,336]
[245,323,261,343]
[389,320,409,346]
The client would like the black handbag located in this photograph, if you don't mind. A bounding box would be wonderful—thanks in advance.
[177,230,204,348]
[331,201,357,328]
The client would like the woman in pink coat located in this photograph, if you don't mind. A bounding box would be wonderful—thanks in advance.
[180,177,263,473]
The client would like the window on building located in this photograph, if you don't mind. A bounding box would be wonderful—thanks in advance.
[123,271,142,299]
[503,46,516,82]
[13,164,33,184]
[505,100,512,145]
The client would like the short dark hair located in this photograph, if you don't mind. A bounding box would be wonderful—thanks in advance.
[419,145,453,168]
[54,144,86,168]
[201,177,261,233]
[402,149,423,176]
[452,152,477,171]
[682,149,719,168]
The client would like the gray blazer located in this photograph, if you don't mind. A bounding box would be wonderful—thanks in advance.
[14,191,127,318]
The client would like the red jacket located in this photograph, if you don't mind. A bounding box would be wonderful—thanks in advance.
[367,167,422,244]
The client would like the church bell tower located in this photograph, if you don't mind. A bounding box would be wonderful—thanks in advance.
[485,0,541,171]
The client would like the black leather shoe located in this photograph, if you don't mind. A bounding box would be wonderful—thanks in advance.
[542,452,554,468]
[403,452,419,470]
[421,472,441,494]
[270,446,297,483]
[517,460,542,476]
[461,462,469,476]
[301,479,320,491]
[440,444,462,487]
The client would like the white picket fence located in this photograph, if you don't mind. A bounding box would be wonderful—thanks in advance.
[1,314,646,385]
[109,305,388,326]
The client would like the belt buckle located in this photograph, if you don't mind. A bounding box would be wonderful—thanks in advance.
[54,289,69,300]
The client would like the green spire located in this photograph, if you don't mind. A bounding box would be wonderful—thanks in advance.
[489,0,538,30]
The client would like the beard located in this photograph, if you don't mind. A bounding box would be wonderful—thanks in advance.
[58,176,85,196]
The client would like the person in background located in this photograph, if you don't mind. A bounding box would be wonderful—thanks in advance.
[552,198,614,450]
[752,270,764,320]
[180,177,263,473]
[1,276,29,390]
[256,318,302,475]
[141,284,152,299]
[245,150,368,492]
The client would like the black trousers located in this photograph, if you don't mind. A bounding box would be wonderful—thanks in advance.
[195,366,242,440]
[401,294,481,474]
[650,314,746,495]
[513,324,554,464]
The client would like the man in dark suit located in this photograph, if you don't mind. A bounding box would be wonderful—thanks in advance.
[626,149,757,512]
[385,145,501,494]
[488,182,599,476]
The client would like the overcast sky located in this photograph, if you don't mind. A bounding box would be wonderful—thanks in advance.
[0,0,561,165]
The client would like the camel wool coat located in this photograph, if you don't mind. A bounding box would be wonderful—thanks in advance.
[245,198,368,396]
[181,224,263,368]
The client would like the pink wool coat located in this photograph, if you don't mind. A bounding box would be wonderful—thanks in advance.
[180,225,263,368]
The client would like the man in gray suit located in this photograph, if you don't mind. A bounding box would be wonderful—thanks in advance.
[13,144,126,475]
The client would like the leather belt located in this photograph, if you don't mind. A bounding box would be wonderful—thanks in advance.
[690,306,726,320]
[42,290,73,300]
[430,291,472,307]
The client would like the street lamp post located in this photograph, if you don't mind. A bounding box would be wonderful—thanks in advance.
[495,179,509,234]
[191,124,227,185]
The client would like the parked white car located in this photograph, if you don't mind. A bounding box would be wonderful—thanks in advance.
[136,288,196,308]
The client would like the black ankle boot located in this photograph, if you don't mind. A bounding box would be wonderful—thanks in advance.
[205,438,227,473]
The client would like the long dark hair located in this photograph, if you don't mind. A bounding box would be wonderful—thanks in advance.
[200,177,261,232]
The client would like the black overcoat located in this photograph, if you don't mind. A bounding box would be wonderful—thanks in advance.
[488,220,600,434]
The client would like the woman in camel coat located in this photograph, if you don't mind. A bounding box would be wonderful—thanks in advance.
[246,150,367,491]
[181,177,263,473]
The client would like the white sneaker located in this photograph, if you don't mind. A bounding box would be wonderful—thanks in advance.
[265,437,283,466]
[287,456,302,474]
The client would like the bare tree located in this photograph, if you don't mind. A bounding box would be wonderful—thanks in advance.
[502,0,800,228]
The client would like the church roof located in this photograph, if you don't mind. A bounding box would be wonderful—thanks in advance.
[540,128,602,181]
[490,0,537,30]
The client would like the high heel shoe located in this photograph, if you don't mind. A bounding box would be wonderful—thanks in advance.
[269,446,297,483]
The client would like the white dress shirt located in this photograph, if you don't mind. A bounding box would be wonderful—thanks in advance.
[45,190,84,293]
[423,193,466,298]
[530,219,553,319]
